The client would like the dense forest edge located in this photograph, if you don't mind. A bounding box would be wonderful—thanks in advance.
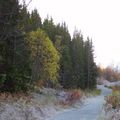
[0,0,98,93]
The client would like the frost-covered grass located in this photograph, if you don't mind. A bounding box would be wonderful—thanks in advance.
[102,85,120,120]
[0,86,103,120]
[106,85,120,109]
[0,87,84,120]
[0,88,61,120]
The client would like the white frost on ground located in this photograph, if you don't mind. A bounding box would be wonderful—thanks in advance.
[99,104,120,120]
[0,88,73,120]
[0,84,119,120]
[47,85,112,120]
[105,108,120,120]
[0,102,63,120]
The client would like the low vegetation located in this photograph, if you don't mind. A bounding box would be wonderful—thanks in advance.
[106,85,120,109]
[102,85,120,120]
[98,65,120,82]
[84,89,101,97]
[59,89,83,106]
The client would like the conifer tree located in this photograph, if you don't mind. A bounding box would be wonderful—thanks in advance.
[55,23,73,88]
[0,0,30,92]
[30,9,42,31]
[84,37,97,89]
[71,30,85,88]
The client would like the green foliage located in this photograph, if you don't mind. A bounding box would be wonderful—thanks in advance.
[27,29,60,87]
[71,31,97,89]
[30,9,42,31]
[56,23,73,88]
[84,89,101,97]
[42,18,97,89]
[0,0,30,92]
[20,5,31,32]
[20,7,42,33]
[42,17,56,43]
[43,20,73,88]
[84,37,97,89]
[71,30,85,88]
[0,1,97,92]
[0,74,6,88]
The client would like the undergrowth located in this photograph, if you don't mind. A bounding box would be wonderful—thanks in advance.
[106,85,120,109]
[84,89,101,97]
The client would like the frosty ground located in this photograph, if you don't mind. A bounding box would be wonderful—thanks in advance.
[0,81,119,120]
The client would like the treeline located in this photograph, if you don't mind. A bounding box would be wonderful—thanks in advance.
[0,0,97,92]
[98,65,120,82]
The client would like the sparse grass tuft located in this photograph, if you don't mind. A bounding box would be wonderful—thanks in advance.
[85,89,101,97]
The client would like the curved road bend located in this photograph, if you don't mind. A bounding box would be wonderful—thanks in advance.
[49,85,112,120]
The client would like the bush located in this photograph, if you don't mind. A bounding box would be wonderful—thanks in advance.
[106,86,120,109]
[106,94,120,109]
[66,90,82,104]
[112,85,120,91]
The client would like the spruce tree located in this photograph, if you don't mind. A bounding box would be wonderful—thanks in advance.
[42,17,56,43]
[71,30,85,88]
[0,0,30,92]
[30,9,42,31]
[55,23,73,88]
[84,37,97,89]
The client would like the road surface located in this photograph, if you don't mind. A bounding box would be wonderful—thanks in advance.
[48,85,112,120]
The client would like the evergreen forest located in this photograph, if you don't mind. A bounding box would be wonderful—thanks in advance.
[0,0,97,92]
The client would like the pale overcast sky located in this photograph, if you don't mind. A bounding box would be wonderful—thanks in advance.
[25,0,120,67]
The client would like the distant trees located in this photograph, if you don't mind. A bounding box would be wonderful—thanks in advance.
[98,65,120,82]
[0,1,97,92]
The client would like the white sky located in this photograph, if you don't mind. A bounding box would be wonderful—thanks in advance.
[26,0,120,67]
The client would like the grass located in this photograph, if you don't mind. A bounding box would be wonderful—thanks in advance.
[84,89,101,97]
[59,88,102,106]
[106,85,120,109]
[104,85,112,89]
[92,89,101,95]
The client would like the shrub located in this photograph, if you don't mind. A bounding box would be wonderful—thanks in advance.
[66,90,83,105]
[58,89,83,106]
[106,94,120,109]
[106,86,120,109]
[112,85,120,91]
